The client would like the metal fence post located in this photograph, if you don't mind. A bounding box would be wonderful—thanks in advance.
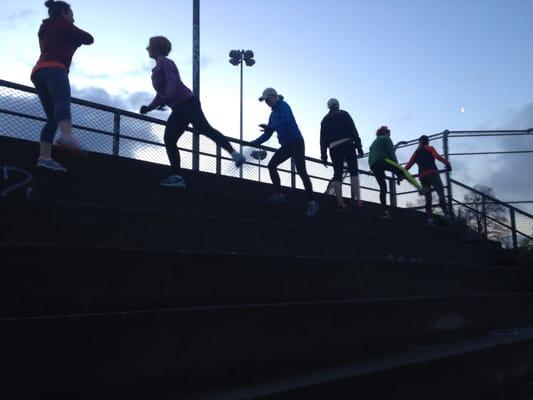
[510,208,518,249]
[112,112,120,156]
[443,129,453,213]
[482,196,488,238]
[215,145,221,175]
[290,159,296,188]
[192,0,200,171]
[389,177,397,207]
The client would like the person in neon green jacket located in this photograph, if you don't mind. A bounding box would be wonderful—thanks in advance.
[369,126,423,215]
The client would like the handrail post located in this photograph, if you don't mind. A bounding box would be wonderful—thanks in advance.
[443,129,453,214]
[510,208,518,250]
[482,196,488,238]
[389,177,397,207]
[290,159,296,188]
[112,112,120,156]
[192,0,200,171]
[215,145,221,175]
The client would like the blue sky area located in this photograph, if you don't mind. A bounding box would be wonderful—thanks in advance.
[1,0,532,207]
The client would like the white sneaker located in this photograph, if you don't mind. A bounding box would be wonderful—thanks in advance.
[160,175,186,188]
[266,193,286,204]
[306,200,319,217]
[231,151,246,168]
[37,158,67,172]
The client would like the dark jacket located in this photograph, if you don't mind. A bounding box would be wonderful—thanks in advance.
[320,110,362,159]
[35,16,93,73]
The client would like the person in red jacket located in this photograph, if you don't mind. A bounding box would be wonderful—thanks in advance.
[31,0,94,172]
[405,135,452,221]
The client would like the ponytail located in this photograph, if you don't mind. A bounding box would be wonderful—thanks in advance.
[44,0,71,18]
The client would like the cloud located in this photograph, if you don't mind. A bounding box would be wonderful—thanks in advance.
[454,102,533,215]
[500,101,533,131]
[71,86,154,112]
[0,85,170,161]
[1,10,36,30]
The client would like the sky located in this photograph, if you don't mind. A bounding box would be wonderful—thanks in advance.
[1,0,532,208]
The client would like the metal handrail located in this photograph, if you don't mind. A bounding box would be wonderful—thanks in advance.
[451,179,533,219]
[1,78,532,249]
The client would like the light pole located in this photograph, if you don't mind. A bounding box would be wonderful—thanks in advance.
[192,0,200,171]
[229,49,255,177]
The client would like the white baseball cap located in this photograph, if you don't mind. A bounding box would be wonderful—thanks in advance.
[259,87,278,101]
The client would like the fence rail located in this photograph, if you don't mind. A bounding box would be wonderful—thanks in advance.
[1,78,532,248]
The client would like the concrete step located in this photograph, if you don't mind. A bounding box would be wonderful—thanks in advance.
[1,243,531,318]
[2,295,533,397]
[2,163,484,245]
[0,196,509,265]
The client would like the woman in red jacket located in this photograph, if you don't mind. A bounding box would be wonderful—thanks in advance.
[31,0,94,172]
[405,135,452,222]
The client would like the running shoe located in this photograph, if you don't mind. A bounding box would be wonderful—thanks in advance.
[266,193,287,204]
[37,158,67,172]
[442,214,454,225]
[306,200,319,217]
[160,175,186,188]
[231,151,246,168]
[336,203,349,212]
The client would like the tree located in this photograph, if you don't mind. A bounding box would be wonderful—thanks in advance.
[460,185,509,242]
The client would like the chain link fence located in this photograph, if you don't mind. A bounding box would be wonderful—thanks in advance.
[0,78,378,203]
[450,179,533,249]
[1,78,532,249]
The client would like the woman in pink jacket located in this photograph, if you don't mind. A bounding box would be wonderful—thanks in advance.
[31,0,94,172]
[141,36,245,188]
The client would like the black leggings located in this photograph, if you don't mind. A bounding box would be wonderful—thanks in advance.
[420,173,448,215]
[370,160,407,208]
[164,96,234,174]
[330,141,358,181]
[31,68,72,144]
[268,140,314,200]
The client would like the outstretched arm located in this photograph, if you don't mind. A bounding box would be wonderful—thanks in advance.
[428,146,451,167]
[62,20,94,45]
[250,128,274,147]
[405,151,417,171]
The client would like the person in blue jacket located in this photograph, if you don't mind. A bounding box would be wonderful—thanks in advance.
[251,88,319,217]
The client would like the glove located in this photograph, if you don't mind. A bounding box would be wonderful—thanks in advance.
[446,164,452,172]
[356,147,364,158]
[139,105,151,115]
[321,155,328,167]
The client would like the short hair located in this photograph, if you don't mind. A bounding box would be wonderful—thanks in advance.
[376,126,390,136]
[44,0,71,17]
[149,36,172,56]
